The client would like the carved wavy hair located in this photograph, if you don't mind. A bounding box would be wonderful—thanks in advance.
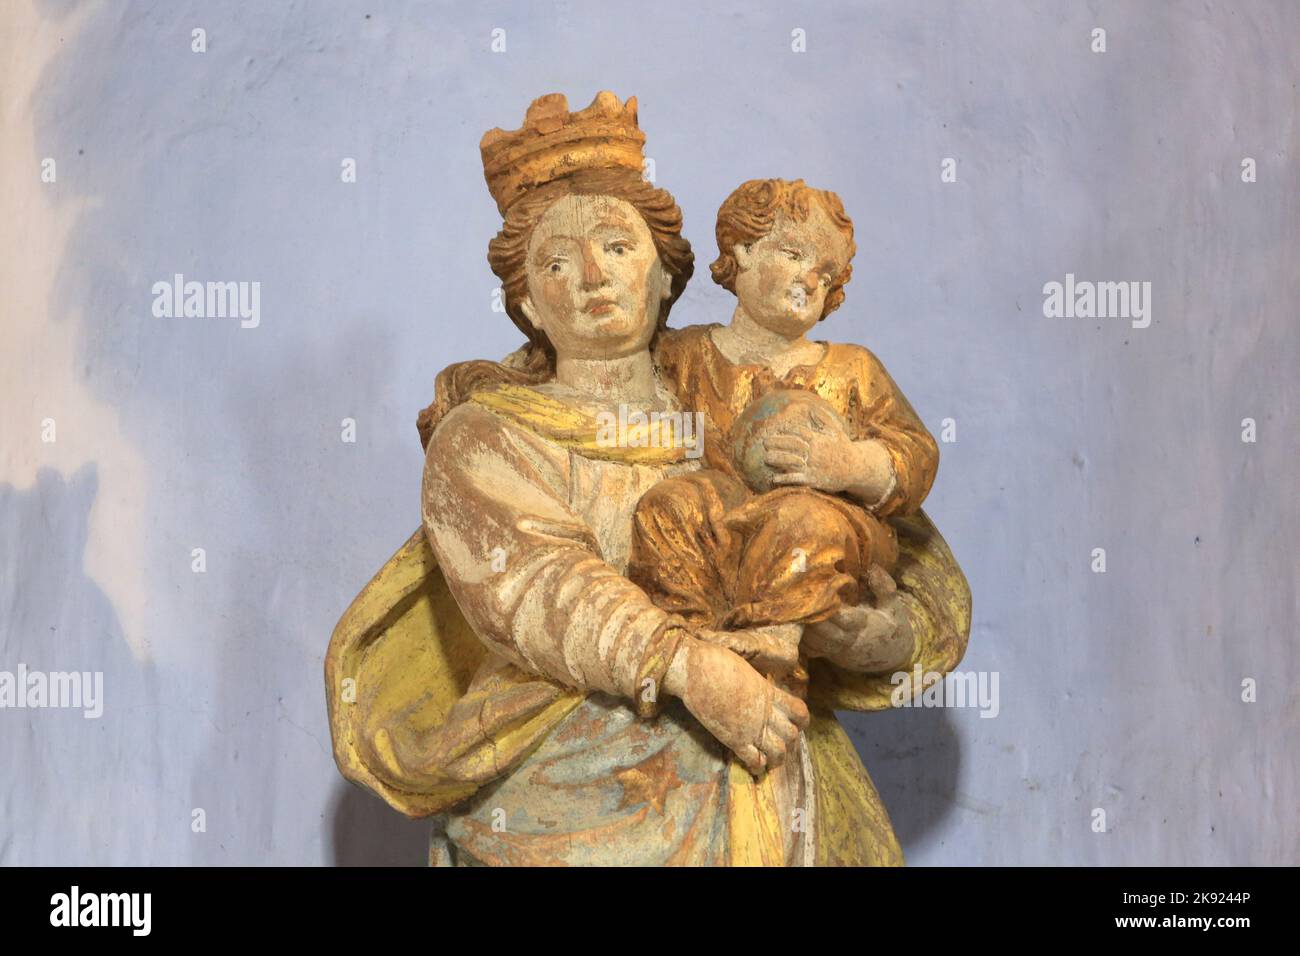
[709,178,856,321]
[418,167,695,447]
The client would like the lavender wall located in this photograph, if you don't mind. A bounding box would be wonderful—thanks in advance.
[2,0,1296,865]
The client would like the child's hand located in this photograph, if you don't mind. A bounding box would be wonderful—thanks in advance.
[764,422,895,504]
[762,414,861,493]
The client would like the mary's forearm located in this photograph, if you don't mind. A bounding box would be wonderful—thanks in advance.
[423,403,688,710]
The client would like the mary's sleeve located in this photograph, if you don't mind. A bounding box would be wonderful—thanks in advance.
[809,510,971,712]
[421,402,685,714]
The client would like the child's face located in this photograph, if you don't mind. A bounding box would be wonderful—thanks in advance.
[732,203,849,339]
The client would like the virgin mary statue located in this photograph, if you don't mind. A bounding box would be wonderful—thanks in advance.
[325,91,971,866]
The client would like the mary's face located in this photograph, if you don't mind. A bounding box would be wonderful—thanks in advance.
[521,194,670,360]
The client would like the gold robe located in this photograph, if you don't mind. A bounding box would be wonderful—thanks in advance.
[324,382,971,865]
[653,323,940,517]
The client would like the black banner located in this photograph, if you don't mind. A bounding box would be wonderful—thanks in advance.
[0,866,1279,941]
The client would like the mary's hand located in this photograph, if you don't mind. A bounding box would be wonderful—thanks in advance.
[664,637,809,776]
[695,623,802,678]
[803,566,916,673]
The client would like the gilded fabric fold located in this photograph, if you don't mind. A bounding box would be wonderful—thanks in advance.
[629,470,900,630]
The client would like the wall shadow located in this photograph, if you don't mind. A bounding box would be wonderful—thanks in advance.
[0,464,161,864]
[839,705,963,854]
[328,781,432,867]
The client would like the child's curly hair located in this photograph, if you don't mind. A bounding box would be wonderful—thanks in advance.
[709,178,856,321]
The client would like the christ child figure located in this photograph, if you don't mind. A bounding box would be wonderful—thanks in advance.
[629,179,939,678]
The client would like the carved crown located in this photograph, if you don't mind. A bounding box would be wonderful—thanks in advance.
[480,91,647,215]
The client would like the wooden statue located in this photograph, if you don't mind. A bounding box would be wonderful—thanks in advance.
[325,91,971,866]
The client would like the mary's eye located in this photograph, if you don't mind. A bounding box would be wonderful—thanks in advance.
[546,259,566,274]
[783,248,802,261]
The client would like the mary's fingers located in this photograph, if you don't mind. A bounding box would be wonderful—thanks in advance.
[758,727,788,768]
[736,744,766,776]
[766,710,801,747]
[831,601,873,627]
[774,689,810,729]
[867,564,897,601]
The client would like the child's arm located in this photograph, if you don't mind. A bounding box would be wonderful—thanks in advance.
[848,348,939,516]
[764,349,938,512]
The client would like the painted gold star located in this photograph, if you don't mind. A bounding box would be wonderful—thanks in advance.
[614,749,684,815]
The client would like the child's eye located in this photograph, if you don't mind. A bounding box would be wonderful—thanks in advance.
[546,258,567,274]
[819,273,832,287]
[783,248,802,261]
[607,240,632,256]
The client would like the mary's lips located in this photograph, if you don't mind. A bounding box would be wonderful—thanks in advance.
[585,298,617,314]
